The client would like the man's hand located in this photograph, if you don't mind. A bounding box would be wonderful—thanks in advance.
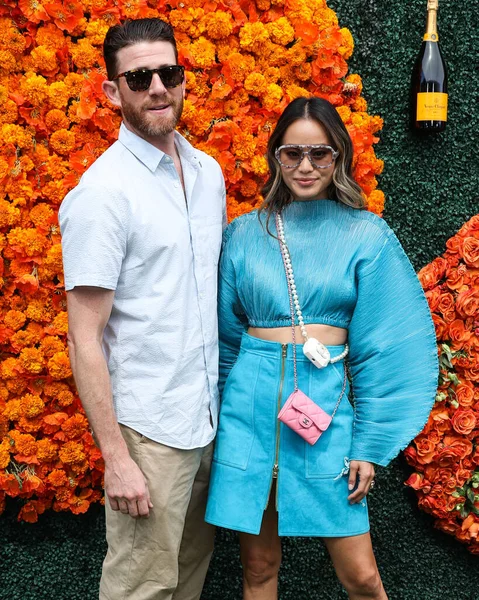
[347,460,375,504]
[104,454,154,518]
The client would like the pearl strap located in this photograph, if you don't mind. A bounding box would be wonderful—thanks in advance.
[275,211,349,366]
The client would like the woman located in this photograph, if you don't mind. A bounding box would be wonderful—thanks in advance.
[205,97,438,599]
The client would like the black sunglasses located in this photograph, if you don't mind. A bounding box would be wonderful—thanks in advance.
[112,65,185,92]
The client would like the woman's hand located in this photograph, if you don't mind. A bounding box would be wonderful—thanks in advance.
[347,460,375,504]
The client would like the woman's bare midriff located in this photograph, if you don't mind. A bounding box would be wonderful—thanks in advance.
[247,324,348,346]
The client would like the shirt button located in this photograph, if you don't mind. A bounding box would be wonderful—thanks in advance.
[174,182,179,188]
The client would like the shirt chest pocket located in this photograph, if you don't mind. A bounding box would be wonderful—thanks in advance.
[195,216,223,266]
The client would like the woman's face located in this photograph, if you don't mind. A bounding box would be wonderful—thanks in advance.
[278,118,336,202]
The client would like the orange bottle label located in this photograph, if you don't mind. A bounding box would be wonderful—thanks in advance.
[417,92,448,122]
[423,32,439,41]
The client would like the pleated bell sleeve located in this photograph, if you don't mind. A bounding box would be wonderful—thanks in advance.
[218,222,248,396]
[348,225,439,467]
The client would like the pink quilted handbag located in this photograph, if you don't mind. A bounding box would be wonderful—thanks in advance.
[278,390,332,445]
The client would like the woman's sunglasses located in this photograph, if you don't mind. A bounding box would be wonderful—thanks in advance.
[112,65,185,92]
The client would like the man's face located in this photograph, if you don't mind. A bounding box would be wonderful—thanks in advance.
[107,41,185,142]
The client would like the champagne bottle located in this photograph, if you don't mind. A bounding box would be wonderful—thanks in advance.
[411,0,448,133]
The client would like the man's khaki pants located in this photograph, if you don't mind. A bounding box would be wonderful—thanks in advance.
[99,425,215,600]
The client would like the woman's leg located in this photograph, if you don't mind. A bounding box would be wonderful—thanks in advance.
[322,533,388,600]
[239,486,282,600]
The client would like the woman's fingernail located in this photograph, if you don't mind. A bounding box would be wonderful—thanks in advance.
[348,483,354,490]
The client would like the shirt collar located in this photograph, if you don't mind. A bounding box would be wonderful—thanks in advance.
[118,122,201,173]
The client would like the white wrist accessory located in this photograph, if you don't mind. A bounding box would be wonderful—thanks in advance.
[275,211,349,369]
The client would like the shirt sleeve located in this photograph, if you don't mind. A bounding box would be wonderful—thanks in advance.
[218,223,248,396]
[348,225,439,467]
[59,183,128,291]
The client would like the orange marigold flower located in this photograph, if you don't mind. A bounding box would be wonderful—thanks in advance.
[57,390,74,407]
[62,413,89,439]
[19,393,45,418]
[6,378,28,395]
[29,203,54,231]
[19,347,45,375]
[189,36,216,68]
[0,50,17,73]
[30,46,58,74]
[203,11,234,40]
[47,311,68,335]
[244,72,267,96]
[170,8,205,37]
[1,124,34,149]
[12,431,38,456]
[0,358,21,380]
[232,132,256,161]
[266,17,295,46]
[216,36,240,62]
[63,72,84,96]
[239,22,270,51]
[0,200,21,228]
[0,440,10,469]
[45,109,70,131]
[3,398,21,420]
[20,72,49,106]
[69,38,101,69]
[240,179,258,198]
[59,441,85,465]
[4,310,27,331]
[251,155,268,177]
[262,83,283,111]
[47,469,68,487]
[285,84,310,101]
[37,439,58,462]
[44,381,70,398]
[0,99,18,125]
[49,129,76,155]
[48,82,71,109]
[7,227,47,258]
[42,179,67,205]
[48,351,72,380]
[18,415,43,433]
[85,20,110,46]
[353,96,368,112]
[224,100,240,117]
[35,22,66,50]
[224,52,256,83]
[40,335,65,358]
[336,105,351,124]
[338,27,354,59]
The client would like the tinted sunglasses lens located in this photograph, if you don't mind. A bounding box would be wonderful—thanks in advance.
[125,70,152,92]
[160,66,184,88]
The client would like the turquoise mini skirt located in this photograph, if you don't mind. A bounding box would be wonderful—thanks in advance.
[205,333,369,537]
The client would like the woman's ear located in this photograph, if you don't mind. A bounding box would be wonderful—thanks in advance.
[102,79,122,108]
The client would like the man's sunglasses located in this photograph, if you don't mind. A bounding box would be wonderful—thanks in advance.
[112,65,185,92]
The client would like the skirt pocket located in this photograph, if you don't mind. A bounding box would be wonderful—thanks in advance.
[304,363,354,479]
[213,352,261,470]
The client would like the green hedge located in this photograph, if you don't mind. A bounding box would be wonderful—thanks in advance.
[2,0,478,598]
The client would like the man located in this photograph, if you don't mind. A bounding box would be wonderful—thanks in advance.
[59,18,226,600]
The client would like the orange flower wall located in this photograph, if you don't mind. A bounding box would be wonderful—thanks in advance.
[0,0,385,522]
[405,216,479,555]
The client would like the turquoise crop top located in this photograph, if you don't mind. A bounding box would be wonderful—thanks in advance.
[219,199,439,466]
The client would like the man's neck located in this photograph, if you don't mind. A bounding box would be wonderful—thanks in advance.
[123,121,178,159]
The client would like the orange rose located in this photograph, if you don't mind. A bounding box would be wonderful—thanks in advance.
[419,258,447,290]
[432,314,448,339]
[456,287,479,318]
[425,288,441,312]
[438,435,473,465]
[446,235,463,255]
[448,319,472,349]
[462,237,479,268]
[415,435,438,464]
[455,380,476,407]
[405,472,424,490]
[451,409,477,435]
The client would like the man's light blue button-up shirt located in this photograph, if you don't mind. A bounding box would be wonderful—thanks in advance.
[59,124,226,449]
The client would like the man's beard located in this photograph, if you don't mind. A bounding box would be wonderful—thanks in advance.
[121,92,183,139]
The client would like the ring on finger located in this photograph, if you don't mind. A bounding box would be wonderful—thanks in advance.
[370,480,376,489]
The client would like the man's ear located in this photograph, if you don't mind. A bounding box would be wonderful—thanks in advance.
[102,79,122,108]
